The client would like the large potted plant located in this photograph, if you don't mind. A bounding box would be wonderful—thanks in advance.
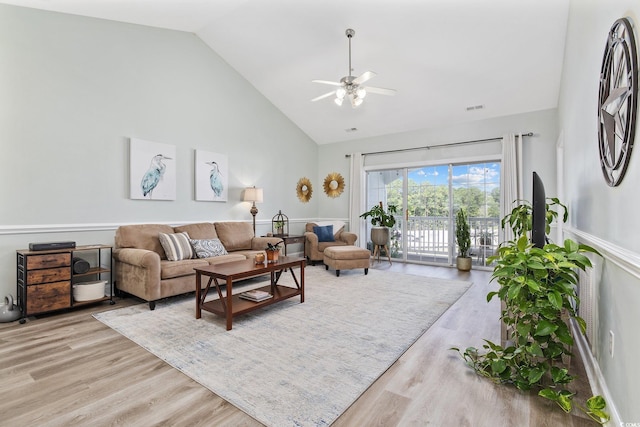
[455,208,472,271]
[451,198,609,423]
[360,202,397,247]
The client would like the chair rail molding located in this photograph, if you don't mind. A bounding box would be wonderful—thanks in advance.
[0,218,342,236]
[564,226,640,280]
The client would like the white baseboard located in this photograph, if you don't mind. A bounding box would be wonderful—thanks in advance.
[572,318,622,426]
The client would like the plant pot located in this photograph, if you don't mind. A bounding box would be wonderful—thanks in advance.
[456,256,472,271]
[370,226,389,246]
[266,250,279,263]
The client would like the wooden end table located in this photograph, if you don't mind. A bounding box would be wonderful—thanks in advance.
[269,234,306,256]
[194,256,305,330]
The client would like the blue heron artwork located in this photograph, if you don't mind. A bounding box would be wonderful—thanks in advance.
[141,153,172,198]
[195,150,228,201]
[129,138,176,200]
[207,161,224,197]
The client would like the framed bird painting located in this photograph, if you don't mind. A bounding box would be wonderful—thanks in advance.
[195,150,228,202]
[129,138,176,200]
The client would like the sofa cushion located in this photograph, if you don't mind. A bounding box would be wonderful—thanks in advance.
[160,258,209,280]
[115,224,175,258]
[205,253,247,265]
[313,225,335,242]
[214,222,253,251]
[190,238,228,258]
[158,232,194,261]
[174,222,218,240]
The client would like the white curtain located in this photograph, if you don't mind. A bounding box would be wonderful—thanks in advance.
[500,133,523,243]
[348,152,366,248]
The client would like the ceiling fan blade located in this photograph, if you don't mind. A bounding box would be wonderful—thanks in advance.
[353,71,376,85]
[311,91,336,102]
[312,79,342,87]
[363,86,397,96]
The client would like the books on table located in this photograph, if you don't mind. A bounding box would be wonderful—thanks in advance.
[239,289,272,302]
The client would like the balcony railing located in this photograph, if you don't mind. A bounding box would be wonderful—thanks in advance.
[375,215,500,266]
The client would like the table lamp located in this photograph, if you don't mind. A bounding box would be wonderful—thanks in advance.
[243,186,263,234]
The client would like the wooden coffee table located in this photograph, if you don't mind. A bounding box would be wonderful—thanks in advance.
[194,256,305,330]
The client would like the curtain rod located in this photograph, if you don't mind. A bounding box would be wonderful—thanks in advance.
[344,132,534,158]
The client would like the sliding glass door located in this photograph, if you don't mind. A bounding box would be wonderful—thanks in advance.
[405,165,451,264]
[365,160,500,267]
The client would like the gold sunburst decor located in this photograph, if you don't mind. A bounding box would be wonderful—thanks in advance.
[296,177,313,203]
[323,172,345,198]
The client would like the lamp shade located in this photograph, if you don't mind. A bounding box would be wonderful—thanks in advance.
[243,187,263,203]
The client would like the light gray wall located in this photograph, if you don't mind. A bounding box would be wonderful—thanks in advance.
[558,0,640,421]
[317,108,560,220]
[0,5,318,297]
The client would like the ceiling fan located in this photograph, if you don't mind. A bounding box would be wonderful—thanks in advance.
[312,28,396,108]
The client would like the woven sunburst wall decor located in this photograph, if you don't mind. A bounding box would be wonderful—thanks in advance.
[296,177,313,203]
[323,172,345,198]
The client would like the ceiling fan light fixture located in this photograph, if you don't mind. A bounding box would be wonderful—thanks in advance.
[312,28,396,107]
[351,96,363,108]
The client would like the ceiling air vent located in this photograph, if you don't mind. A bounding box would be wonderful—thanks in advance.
[466,104,485,111]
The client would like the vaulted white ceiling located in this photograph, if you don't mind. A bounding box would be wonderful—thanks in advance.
[1,0,570,144]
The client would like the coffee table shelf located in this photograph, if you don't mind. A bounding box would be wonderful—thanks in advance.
[201,283,301,317]
[195,256,305,330]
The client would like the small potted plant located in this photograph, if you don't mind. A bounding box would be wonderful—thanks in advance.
[360,202,398,246]
[273,220,285,235]
[265,241,283,263]
[455,208,472,271]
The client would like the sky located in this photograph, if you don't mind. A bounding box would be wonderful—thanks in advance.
[407,162,501,190]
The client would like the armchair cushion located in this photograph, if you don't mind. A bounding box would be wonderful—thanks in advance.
[313,225,335,242]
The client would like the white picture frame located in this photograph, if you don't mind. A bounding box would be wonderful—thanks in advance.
[129,138,176,200]
[195,150,228,202]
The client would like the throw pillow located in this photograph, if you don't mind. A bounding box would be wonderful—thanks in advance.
[158,232,194,261]
[313,225,335,242]
[190,238,229,258]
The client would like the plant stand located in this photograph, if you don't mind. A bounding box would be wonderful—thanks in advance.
[372,243,392,264]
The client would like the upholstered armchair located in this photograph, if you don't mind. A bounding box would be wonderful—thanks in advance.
[304,222,358,265]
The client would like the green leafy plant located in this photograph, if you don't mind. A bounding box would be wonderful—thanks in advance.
[455,208,471,257]
[360,202,398,228]
[265,241,283,252]
[451,198,609,424]
[502,197,567,239]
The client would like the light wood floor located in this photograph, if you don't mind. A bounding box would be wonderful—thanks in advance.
[0,263,597,426]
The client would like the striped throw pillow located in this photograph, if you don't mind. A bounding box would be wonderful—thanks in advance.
[158,232,194,261]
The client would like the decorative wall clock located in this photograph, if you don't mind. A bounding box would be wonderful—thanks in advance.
[296,177,313,203]
[598,17,638,187]
[323,172,345,198]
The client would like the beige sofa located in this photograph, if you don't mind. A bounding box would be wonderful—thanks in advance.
[113,222,282,309]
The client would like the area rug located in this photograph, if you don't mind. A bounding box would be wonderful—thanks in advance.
[94,267,471,426]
